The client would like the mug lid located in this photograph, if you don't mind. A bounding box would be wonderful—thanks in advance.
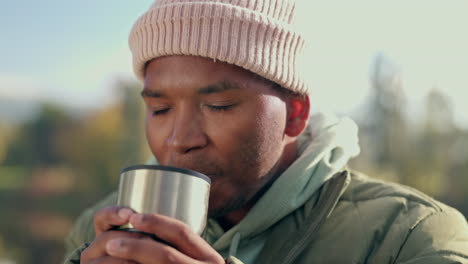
[120,165,211,184]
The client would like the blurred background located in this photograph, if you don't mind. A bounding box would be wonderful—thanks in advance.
[1,1,467,263]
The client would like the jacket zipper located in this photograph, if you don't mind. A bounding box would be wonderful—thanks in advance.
[280,171,350,264]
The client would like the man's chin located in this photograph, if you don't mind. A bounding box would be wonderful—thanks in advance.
[208,206,232,219]
[207,196,248,219]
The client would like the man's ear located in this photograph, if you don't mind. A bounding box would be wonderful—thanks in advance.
[285,95,310,137]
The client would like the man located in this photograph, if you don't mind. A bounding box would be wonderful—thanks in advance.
[64,0,468,263]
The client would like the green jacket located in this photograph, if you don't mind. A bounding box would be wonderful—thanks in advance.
[64,114,468,263]
[63,170,468,263]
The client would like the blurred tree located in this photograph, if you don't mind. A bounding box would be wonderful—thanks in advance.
[368,53,408,166]
[354,53,410,183]
[424,88,455,134]
[1,103,74,264]
[0,78,149,264]
[416,89,468,210]
[58,79,148,198]
[118,79,149,167]
[4,103,72,166]
[352,54,468,215]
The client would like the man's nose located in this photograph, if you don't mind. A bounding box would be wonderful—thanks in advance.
[166,109,208,154]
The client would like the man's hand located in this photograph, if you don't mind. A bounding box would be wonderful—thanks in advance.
[80,206,225,264]
[80,206,143,263]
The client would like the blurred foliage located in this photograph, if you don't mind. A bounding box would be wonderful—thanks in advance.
[0,79,149,263]
[351,54,468,217]
[0,64,467,263]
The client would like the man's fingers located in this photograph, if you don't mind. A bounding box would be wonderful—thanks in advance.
[87,256,138,264]
[129,214,223,263]
[106,237,196,264]
[94,206,134,235]
[81,231,145,261]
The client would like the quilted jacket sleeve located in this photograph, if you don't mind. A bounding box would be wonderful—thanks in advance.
[395,206,468,264]
[62,192,117,264]
[62,208,94,264]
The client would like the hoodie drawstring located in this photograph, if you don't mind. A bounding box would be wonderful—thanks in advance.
[228,232,241,257]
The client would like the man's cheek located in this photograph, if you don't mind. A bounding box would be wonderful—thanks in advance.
[147,135,164,161]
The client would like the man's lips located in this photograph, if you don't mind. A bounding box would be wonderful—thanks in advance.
[206,173,220,182]
[173,166,219,182]
[196,172,218,182]
[162,161,221,182]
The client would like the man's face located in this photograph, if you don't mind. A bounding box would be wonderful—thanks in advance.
[142,56,292,217]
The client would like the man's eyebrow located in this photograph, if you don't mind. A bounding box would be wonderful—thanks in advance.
[141,88,164,98]
[198,80,240,94]
[140,80,239,97]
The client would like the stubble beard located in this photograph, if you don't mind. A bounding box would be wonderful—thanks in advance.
[207,121,285,219]
[208,194,250,218]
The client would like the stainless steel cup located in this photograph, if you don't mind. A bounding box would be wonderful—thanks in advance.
[116,165,211,235]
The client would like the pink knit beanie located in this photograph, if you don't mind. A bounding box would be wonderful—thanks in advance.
[129,0,308,94]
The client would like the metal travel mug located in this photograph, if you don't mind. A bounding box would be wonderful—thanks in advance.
[116,165,211,235]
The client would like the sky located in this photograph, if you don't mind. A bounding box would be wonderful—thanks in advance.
[1,0,467,126]
[0,0,153,109]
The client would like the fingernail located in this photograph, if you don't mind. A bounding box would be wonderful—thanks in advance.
[106,239,122,254]
[118,208,132,220]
